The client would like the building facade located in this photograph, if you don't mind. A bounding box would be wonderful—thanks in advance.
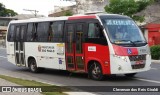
[0,17,17,40]
[48,0,108,17]
[0,17,17,47]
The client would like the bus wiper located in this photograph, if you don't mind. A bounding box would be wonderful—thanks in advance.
[115,40,134,43]
[133,40,146,43]
[134,40,142,42]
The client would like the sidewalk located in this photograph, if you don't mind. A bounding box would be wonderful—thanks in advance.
[0,78,42,95]
[151,60,160,64]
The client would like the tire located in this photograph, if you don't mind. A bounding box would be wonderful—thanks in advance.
[125,73,137,77]
[88,62,104,80]
[29,59,41,73]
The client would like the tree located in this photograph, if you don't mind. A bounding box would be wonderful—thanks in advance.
[104,0,153,22]
[0,3,18,17]
[64,10,73,16]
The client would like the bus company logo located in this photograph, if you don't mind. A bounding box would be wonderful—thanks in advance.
[127,49,132,54]
[38,45,42,52]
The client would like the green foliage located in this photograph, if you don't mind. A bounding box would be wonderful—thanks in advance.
[0,3,18,17]
[154,0,160,3]
[150,45,160,60]
[64,10,73,16]
[136,0,154,12]
[0,75,69,95]
[104,0,153,22]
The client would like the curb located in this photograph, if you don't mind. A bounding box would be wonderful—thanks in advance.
[151,60,160,64]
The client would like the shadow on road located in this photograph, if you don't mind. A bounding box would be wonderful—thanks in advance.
[17,68,134,82]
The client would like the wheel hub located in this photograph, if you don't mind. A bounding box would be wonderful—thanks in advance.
[31,63,36,71]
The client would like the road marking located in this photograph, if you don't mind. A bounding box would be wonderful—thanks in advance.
[0,56,7,59]
[134,78,160,84]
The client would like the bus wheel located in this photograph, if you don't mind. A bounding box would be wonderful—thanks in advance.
[125,73,137,77]
[88,62,104,80]
[29,59,40,73]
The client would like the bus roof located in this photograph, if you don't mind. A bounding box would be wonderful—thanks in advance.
[9,13,131,24]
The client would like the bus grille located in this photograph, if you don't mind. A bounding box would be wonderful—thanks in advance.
[129,55,146,61]
[132,64,145,69]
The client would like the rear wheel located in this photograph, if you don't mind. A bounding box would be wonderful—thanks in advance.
[29,59,41,73]
[88,62,104,80]
[125,73,137,77]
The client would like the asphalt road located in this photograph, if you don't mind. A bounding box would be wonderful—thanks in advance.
[0,48,160,95]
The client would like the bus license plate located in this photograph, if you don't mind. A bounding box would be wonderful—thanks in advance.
[135,60,145,65]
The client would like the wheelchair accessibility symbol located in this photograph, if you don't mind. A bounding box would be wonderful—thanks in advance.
[127,49,132,54]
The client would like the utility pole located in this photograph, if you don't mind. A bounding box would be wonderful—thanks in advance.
[23,9,39,17]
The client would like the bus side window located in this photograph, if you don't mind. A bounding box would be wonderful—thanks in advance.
[48,24,53,42]
[48,22,64,42]
[7,25,15,42]
[32,23,38,41]
[37,22,49,42]
[27,23,33,42]
[88,23,104,38]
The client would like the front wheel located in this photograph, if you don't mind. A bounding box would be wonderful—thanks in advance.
[125,73,137,77]
[88,62,104,80]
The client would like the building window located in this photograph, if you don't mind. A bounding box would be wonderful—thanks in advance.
[0,19,10,26]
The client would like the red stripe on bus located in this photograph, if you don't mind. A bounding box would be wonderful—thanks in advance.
[84,43,111,74]
[68,15,96,20]
[113,45,138,56]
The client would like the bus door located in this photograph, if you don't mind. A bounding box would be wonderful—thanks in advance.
[15,25,26,66]
[65,22,85,71]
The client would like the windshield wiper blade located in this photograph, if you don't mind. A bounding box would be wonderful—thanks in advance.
[115,40,134,43]
[133,40,147,43]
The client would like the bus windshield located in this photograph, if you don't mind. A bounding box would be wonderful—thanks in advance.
[101,18,146,45]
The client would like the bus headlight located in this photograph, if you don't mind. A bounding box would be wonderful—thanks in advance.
[113,55,127,62]
[120,56,127,62]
